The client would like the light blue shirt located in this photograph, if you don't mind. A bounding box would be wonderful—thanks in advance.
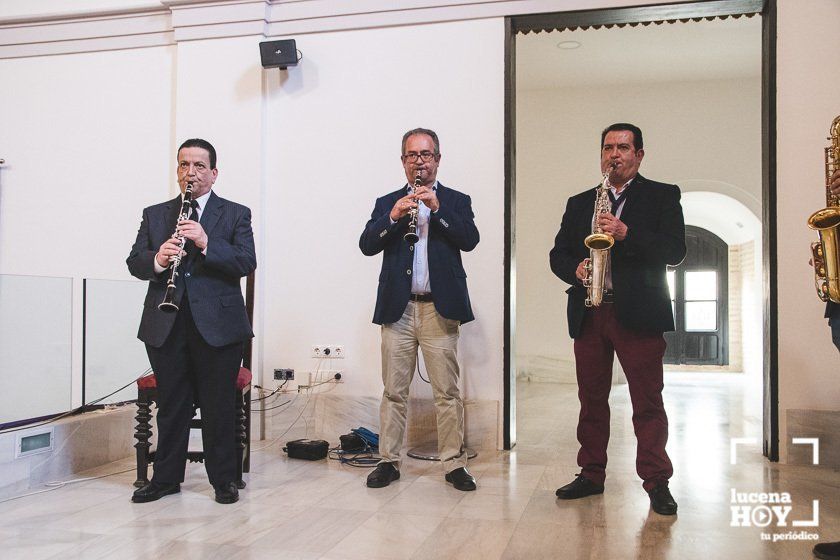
[408,181,437,294]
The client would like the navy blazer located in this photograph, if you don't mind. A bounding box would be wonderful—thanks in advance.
[360,183,479,325]
[549,174,686,338]
[126,191,257,348]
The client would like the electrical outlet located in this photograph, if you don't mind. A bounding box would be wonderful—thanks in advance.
[312,345,324,358]
[274,368,294,380]
[333,345,345,358]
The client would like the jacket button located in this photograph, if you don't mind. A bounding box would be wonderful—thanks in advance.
[406,269,412,275]
[185,272,191,278]
[409,245,414,251]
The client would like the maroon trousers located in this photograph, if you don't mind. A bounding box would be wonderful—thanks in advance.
[573,303,673,492]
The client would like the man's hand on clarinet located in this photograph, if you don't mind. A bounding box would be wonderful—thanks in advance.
[156,237,185,268]
[390,193,418,222]
[177,219,208,250]
[414,185,440,212]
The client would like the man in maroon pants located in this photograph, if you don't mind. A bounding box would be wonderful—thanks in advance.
[549,123,686,515]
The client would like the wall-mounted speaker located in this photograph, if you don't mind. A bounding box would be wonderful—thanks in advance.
[259,39,298,70]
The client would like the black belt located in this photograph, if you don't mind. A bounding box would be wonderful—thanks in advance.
[409,293,433,302]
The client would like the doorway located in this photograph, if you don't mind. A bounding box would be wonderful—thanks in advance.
[504,1,775,458]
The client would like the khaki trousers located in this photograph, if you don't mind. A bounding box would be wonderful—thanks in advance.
[379,300,466,473]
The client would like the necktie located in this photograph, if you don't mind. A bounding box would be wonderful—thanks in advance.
[189,199,200,223]
[608,189,628,215]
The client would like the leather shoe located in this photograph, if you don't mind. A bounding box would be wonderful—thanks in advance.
[648,484,678,515]
[214,482,239,504]
[555,474,604,500]
[814,541,840,560]
[131,481,180,503]
[367,462,400,488]
[445,467,477,491]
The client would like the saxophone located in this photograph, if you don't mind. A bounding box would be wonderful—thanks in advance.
[583,164,616,307]
[807,116,840,303]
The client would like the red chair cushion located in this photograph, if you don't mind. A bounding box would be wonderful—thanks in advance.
[137,367,251,391]
[237,367,252,390]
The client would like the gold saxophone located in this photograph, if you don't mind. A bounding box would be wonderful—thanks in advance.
[583,165,616,307]
[808,115,840,303]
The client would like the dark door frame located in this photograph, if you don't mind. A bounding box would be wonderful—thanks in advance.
[502,0,777,460]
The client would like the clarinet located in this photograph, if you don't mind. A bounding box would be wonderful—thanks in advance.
[158,181,194,312]
[403,171,421,244]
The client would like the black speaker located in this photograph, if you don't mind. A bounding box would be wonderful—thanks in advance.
[259,39,298,69]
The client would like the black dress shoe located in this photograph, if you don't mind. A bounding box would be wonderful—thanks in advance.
[445,467,477,491]
[131,481,180,503]
[214,482,239,504]
[648,484,678,515]
[367,462,400,488]
[814,541,840,560]
[555,474,604,500]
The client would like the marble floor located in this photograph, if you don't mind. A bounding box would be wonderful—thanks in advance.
[1,374,839,559]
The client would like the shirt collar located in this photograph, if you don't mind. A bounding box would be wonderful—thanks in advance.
[606,176,634,195]
[183,189,212,211]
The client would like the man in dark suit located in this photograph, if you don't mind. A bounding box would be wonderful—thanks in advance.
[126,138,256,504]
[360,128,479,491]
[549,123,686,515]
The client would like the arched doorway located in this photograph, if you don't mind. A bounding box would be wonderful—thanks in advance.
[664,226,729,366]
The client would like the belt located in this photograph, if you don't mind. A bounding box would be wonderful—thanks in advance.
[409,293,433,302]
[601,290,615,303]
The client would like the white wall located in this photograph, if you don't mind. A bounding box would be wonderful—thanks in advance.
[515,77,762,382]
[261,19,505,404]
[0,46,174,408]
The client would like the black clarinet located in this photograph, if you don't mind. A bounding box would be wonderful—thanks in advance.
[403,171,421,244]
[158,182,194,312]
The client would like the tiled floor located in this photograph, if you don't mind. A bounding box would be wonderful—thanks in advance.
[1,374,838,559]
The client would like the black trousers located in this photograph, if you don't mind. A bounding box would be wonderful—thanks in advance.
[145,298,243,486]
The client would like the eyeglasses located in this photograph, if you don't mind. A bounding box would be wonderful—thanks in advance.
[402,151,437,163]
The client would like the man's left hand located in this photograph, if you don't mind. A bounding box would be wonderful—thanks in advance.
[414,186,440,212]
[597,213,628,241]
[177,219,208,250]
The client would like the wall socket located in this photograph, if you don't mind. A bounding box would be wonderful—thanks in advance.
[273,368,294,380]
[311,345,345,359]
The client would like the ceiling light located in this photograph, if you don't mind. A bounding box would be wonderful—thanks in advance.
[556,40,581,50]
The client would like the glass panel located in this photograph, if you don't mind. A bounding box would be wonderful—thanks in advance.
[685,270,717,301]
[667,269,676,301]
[84,279,149,405]
[0,274,73,425]
[685,301,717,331]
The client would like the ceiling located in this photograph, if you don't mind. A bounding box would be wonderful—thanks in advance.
[516,15,762,90]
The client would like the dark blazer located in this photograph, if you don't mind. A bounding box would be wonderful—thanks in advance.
[549,174,686,338]
[360,183,479,325]
[126,191,257,348]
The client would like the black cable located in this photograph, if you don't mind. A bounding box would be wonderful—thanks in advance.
[416,350,430,384]
[251,380,288,402]
[250,399,291,413]
[0,367,152,434]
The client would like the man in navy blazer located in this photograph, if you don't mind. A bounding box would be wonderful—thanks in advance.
[360,128,479,491]
[549,123,686,516]
[127,138,256,505]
